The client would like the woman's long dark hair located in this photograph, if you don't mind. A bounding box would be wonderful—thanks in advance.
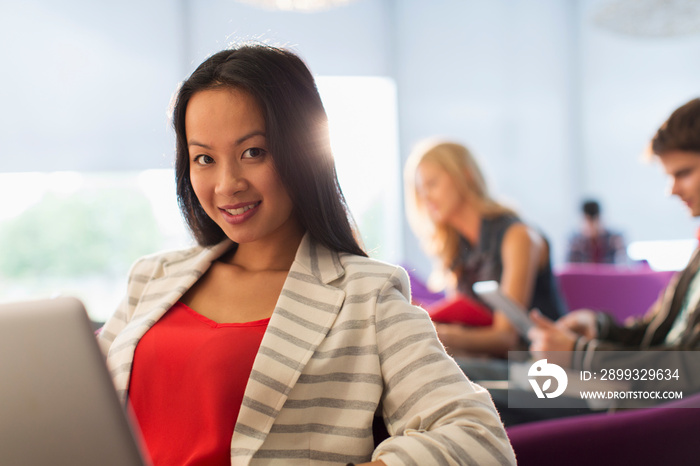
[173,44,366,257]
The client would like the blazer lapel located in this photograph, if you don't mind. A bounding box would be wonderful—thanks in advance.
[670,248,700,345]
[108,240,233,401]
[645,248,700,347]
[230,234,346,462]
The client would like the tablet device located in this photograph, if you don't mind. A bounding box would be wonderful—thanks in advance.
[472,280,533,337]
[0,297,150,465]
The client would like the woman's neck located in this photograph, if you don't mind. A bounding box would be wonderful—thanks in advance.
[226,227,305,272]
[448,203,482,245]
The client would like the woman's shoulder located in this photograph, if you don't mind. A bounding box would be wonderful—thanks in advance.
[479,214,524,248]
[128,240,231,276]
[488,214,548,241]
[485,213,522,230]
[338,252,403,275]
[336,253,411,294]
[130,244,202,267]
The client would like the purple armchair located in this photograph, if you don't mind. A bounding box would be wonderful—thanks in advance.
[400,264,445,307]
[555,264,676,323]
[507,391,700,465]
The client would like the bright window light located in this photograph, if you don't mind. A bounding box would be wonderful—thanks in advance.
[627,239,697,271]
[316,76,402,262]
[0,170,191,323]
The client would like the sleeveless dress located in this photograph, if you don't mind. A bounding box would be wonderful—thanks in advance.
[454,215,566,321]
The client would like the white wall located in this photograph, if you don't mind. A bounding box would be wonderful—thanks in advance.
[185,0,394,76]
[0,0,181,171]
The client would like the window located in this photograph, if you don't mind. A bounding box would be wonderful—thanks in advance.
[0,170,190,323]
[317,76,402,262]
[627,239,696,271]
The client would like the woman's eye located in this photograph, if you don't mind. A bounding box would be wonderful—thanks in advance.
[193,154,214,165]
[242,147,266,159]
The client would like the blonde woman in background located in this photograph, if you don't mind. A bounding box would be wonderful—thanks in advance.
[405,139,565,361]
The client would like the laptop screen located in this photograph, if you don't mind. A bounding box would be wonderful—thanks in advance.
[0,297,149,465]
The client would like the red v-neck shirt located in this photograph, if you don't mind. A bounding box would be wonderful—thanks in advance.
[129,302,269,466]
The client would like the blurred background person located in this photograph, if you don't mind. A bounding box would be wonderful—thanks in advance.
[566,199,628,264]
[404,139,566,360]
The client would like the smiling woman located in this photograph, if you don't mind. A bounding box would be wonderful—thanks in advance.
[185,87,301,249]
[179,86,305,325]
[96,44,516,465]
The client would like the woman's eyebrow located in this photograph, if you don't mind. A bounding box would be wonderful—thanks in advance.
[188,139,211,149]
[235,130,265,145]
[187,131,265,149]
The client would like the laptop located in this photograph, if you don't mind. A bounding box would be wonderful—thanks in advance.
[0,297,149,465]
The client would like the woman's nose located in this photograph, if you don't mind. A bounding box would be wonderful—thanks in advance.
[215,165,248,197]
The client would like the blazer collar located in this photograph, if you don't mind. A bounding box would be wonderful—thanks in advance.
[158,232,344,283]
[291,233,345,284]
[645,247,700,346]
[162,240,233,274]
[128,239,234,322]
[131,232,343,321]
[229,234,348,458]
[111,233,346,401]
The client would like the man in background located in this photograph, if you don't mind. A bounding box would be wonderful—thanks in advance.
[566,199,627,264]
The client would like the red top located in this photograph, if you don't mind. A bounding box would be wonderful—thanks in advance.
[129,301,269,466]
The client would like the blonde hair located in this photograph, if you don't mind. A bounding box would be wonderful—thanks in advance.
[404,139,515,288]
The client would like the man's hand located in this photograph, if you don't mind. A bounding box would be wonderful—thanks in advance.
[527,310,579,368]
[555,310,598,340]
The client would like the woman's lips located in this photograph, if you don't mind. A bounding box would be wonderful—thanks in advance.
[219,201,261,225]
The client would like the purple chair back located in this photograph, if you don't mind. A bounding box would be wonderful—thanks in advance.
[555,264,676,323]
[507,391,700,465]
[400,264,445,307]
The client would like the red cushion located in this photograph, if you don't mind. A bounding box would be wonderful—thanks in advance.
[426,294,493,326]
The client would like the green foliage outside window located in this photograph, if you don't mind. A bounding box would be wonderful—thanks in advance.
[0,188,162,279]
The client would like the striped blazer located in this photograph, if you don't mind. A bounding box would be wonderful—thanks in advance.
[98,234,516,465]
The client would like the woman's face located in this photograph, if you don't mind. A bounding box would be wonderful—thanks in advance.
[185,87,301,247]
[415,160,464,225]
